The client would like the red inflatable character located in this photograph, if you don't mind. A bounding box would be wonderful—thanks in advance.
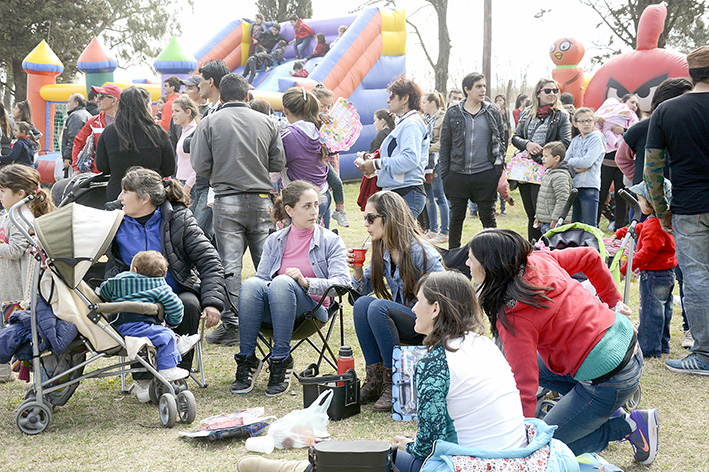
[550,37,585,107]
[584,4,688,113]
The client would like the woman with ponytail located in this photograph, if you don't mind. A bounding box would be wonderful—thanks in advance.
[280,87,331,222]
[0,164,55,382]
[0,121,38,167]
[231,180,349,397]
[106,167,224,380]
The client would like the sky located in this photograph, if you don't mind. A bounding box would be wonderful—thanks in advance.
[114,0,629,95]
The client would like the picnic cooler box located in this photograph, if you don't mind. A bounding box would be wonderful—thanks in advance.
[309,440,392,471]
[298,369,360,421]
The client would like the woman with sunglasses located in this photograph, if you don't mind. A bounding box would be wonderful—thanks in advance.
[511,78,571,241]
[356,79,429,218]
[348,190,445,412]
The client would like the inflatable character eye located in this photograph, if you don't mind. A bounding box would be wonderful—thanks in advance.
[550,43,557,53]
[605,77,629,103]
[559,40,572,52]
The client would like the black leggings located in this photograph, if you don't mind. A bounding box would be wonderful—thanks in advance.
[519,182,542,241]
[175,291,201,370]
[598,163,628,228]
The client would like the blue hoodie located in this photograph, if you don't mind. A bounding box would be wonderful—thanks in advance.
[0,137,34,167]
[375,110,430,190]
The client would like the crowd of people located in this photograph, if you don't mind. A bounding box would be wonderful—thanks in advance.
[2,32,709,472]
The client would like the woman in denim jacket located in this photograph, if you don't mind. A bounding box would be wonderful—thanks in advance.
[231,181,349,398]
[348,191,445,412]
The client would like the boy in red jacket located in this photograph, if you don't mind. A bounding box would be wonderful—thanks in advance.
[613,179,676,357]
[288,15,314,59]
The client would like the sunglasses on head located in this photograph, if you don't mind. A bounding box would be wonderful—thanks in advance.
[540,88,559,94]
[364,213,384,224]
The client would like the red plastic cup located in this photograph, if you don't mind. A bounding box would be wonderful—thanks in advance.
[351,248,366,267]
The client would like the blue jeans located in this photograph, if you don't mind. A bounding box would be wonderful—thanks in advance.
[397,189,426,219]
[540,222,551,234]
[238,276,327,359]
[674,265,689,331]
[394,449,424,472]
[673,212,709,363]
[424,163,449,234]
[539,350,642,455]
[352,296,423,368]
[572,187,599,227]
[190,179,213,241]
[294,36,311,58]
[319,190,332,229]
[638,269,674,357]
[212,193,274,323]
[327,164,344,204]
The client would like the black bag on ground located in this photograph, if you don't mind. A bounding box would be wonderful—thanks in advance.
[308,440,393,472]
[298,369,360,421]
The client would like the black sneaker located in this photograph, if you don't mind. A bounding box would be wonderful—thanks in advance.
[231,353,262,394]
[266,354,294,397]
[206,323,240,346]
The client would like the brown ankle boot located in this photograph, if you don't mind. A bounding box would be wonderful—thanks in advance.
[360,362,383,404]
[373,367,393,412]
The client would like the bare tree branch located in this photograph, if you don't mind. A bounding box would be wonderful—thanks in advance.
[405,18,436,70]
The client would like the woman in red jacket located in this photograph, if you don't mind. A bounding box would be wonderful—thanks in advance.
[466,229,660,465]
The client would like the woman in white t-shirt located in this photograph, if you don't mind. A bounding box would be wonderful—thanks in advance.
[392,271,527,472]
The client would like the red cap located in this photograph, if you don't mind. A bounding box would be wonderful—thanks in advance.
[91,83,122,99]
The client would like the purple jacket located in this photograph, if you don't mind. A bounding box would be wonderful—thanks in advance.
[281,121,328,190]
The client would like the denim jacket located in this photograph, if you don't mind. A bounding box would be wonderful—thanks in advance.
[352,239,444,306]
[255,225,350,296]
[375,110,430,190]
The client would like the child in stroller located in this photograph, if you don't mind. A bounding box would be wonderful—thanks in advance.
[99,250,199,401]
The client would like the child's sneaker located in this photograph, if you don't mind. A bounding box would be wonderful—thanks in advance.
[681,330,694,349]
[625,409,659,465]
[331,209,350,227]
[133,379,151,403]
[176,334,200,355]
[159,366,189,381]
[665,353,709,375]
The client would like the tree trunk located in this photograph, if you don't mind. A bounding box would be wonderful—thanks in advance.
[433,0,450,96]
[12,59,26,102]
[482,0,492,89]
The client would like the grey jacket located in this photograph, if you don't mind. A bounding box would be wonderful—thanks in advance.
[190,101,285,195]
[536,161,575,224]
[62,107,92,161]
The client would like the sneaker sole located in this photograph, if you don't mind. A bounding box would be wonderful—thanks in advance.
[231,361,263,395]
[265,379,291,397]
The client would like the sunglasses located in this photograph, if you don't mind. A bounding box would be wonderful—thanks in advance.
[98,94,115,100]
[364,213,384,224]
[540,88,559,94]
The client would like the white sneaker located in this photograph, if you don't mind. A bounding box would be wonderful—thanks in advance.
[424,231,438,240]
[331,209,350,227]
[431,233,449,245]
[176,334,200,355]
[133,379,151,403]
[682,330,694,349]
[159,366,189,381]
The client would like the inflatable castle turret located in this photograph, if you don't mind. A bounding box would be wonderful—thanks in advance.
[77,37,118,97]
[153,36,198,84]
[22,40,64,152]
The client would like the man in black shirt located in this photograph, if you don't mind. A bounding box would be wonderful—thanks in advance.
[253,24,284,53]
[645,45,709,376]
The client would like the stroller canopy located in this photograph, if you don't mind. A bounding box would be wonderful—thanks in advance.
[34,203,124,288]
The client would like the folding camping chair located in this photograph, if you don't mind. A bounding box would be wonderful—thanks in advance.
[255,284,352,377]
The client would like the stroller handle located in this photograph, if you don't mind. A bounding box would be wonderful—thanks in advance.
[8,195,38,246]
[557,188,578,224]
[618,188,642,223]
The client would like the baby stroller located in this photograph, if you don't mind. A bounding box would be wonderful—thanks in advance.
[8,197,197,434]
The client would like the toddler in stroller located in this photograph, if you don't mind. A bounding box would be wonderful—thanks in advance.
[99,250,199,401]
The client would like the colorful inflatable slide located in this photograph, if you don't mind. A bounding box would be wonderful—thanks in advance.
[194,7,406,180]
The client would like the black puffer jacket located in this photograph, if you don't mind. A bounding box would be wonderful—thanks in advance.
[511,108,571,163]
[106,200,225,311]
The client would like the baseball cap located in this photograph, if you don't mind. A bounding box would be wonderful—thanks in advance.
[91,83,122,99]
[181,75,201,87]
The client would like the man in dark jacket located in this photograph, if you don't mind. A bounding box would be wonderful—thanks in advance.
[439,72,507,248]
[62,93,92,177]
[254,23,284,53]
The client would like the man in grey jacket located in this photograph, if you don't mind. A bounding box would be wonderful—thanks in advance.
[191,73,285,347]
[62,93,92,178]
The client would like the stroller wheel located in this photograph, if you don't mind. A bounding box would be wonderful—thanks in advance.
[177,390,197,424]
[150,378,189,404]
[16,400,53,435]
[159,394,178,428]
[172,378,188,394]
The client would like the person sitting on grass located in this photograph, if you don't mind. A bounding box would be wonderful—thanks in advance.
[534,141,574,233]
[100,250,199,401]
[289,61,309,78]
[612,179,676,358]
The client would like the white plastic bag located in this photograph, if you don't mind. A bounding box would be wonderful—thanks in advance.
[268,389,333,449]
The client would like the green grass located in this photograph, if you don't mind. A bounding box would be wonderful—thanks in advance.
[1,181,707,471]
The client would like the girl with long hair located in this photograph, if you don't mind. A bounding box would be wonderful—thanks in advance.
[0,122,37,167]
[12,100,42,143]
[466,229,659,465]
[0,103,14,155]
[0,164,55,382]
[391,271,528,472]
[96,86,175,201]
[348,190,445,412]
[280,87,330,221]
[511,78,571,241]
[171,95,201,195]
[356,108,397,210]
[232,180,349,397]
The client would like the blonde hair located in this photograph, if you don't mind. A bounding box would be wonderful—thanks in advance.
[528,78,565,118]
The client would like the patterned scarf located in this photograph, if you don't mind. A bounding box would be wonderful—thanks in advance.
[536,104,553,120]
